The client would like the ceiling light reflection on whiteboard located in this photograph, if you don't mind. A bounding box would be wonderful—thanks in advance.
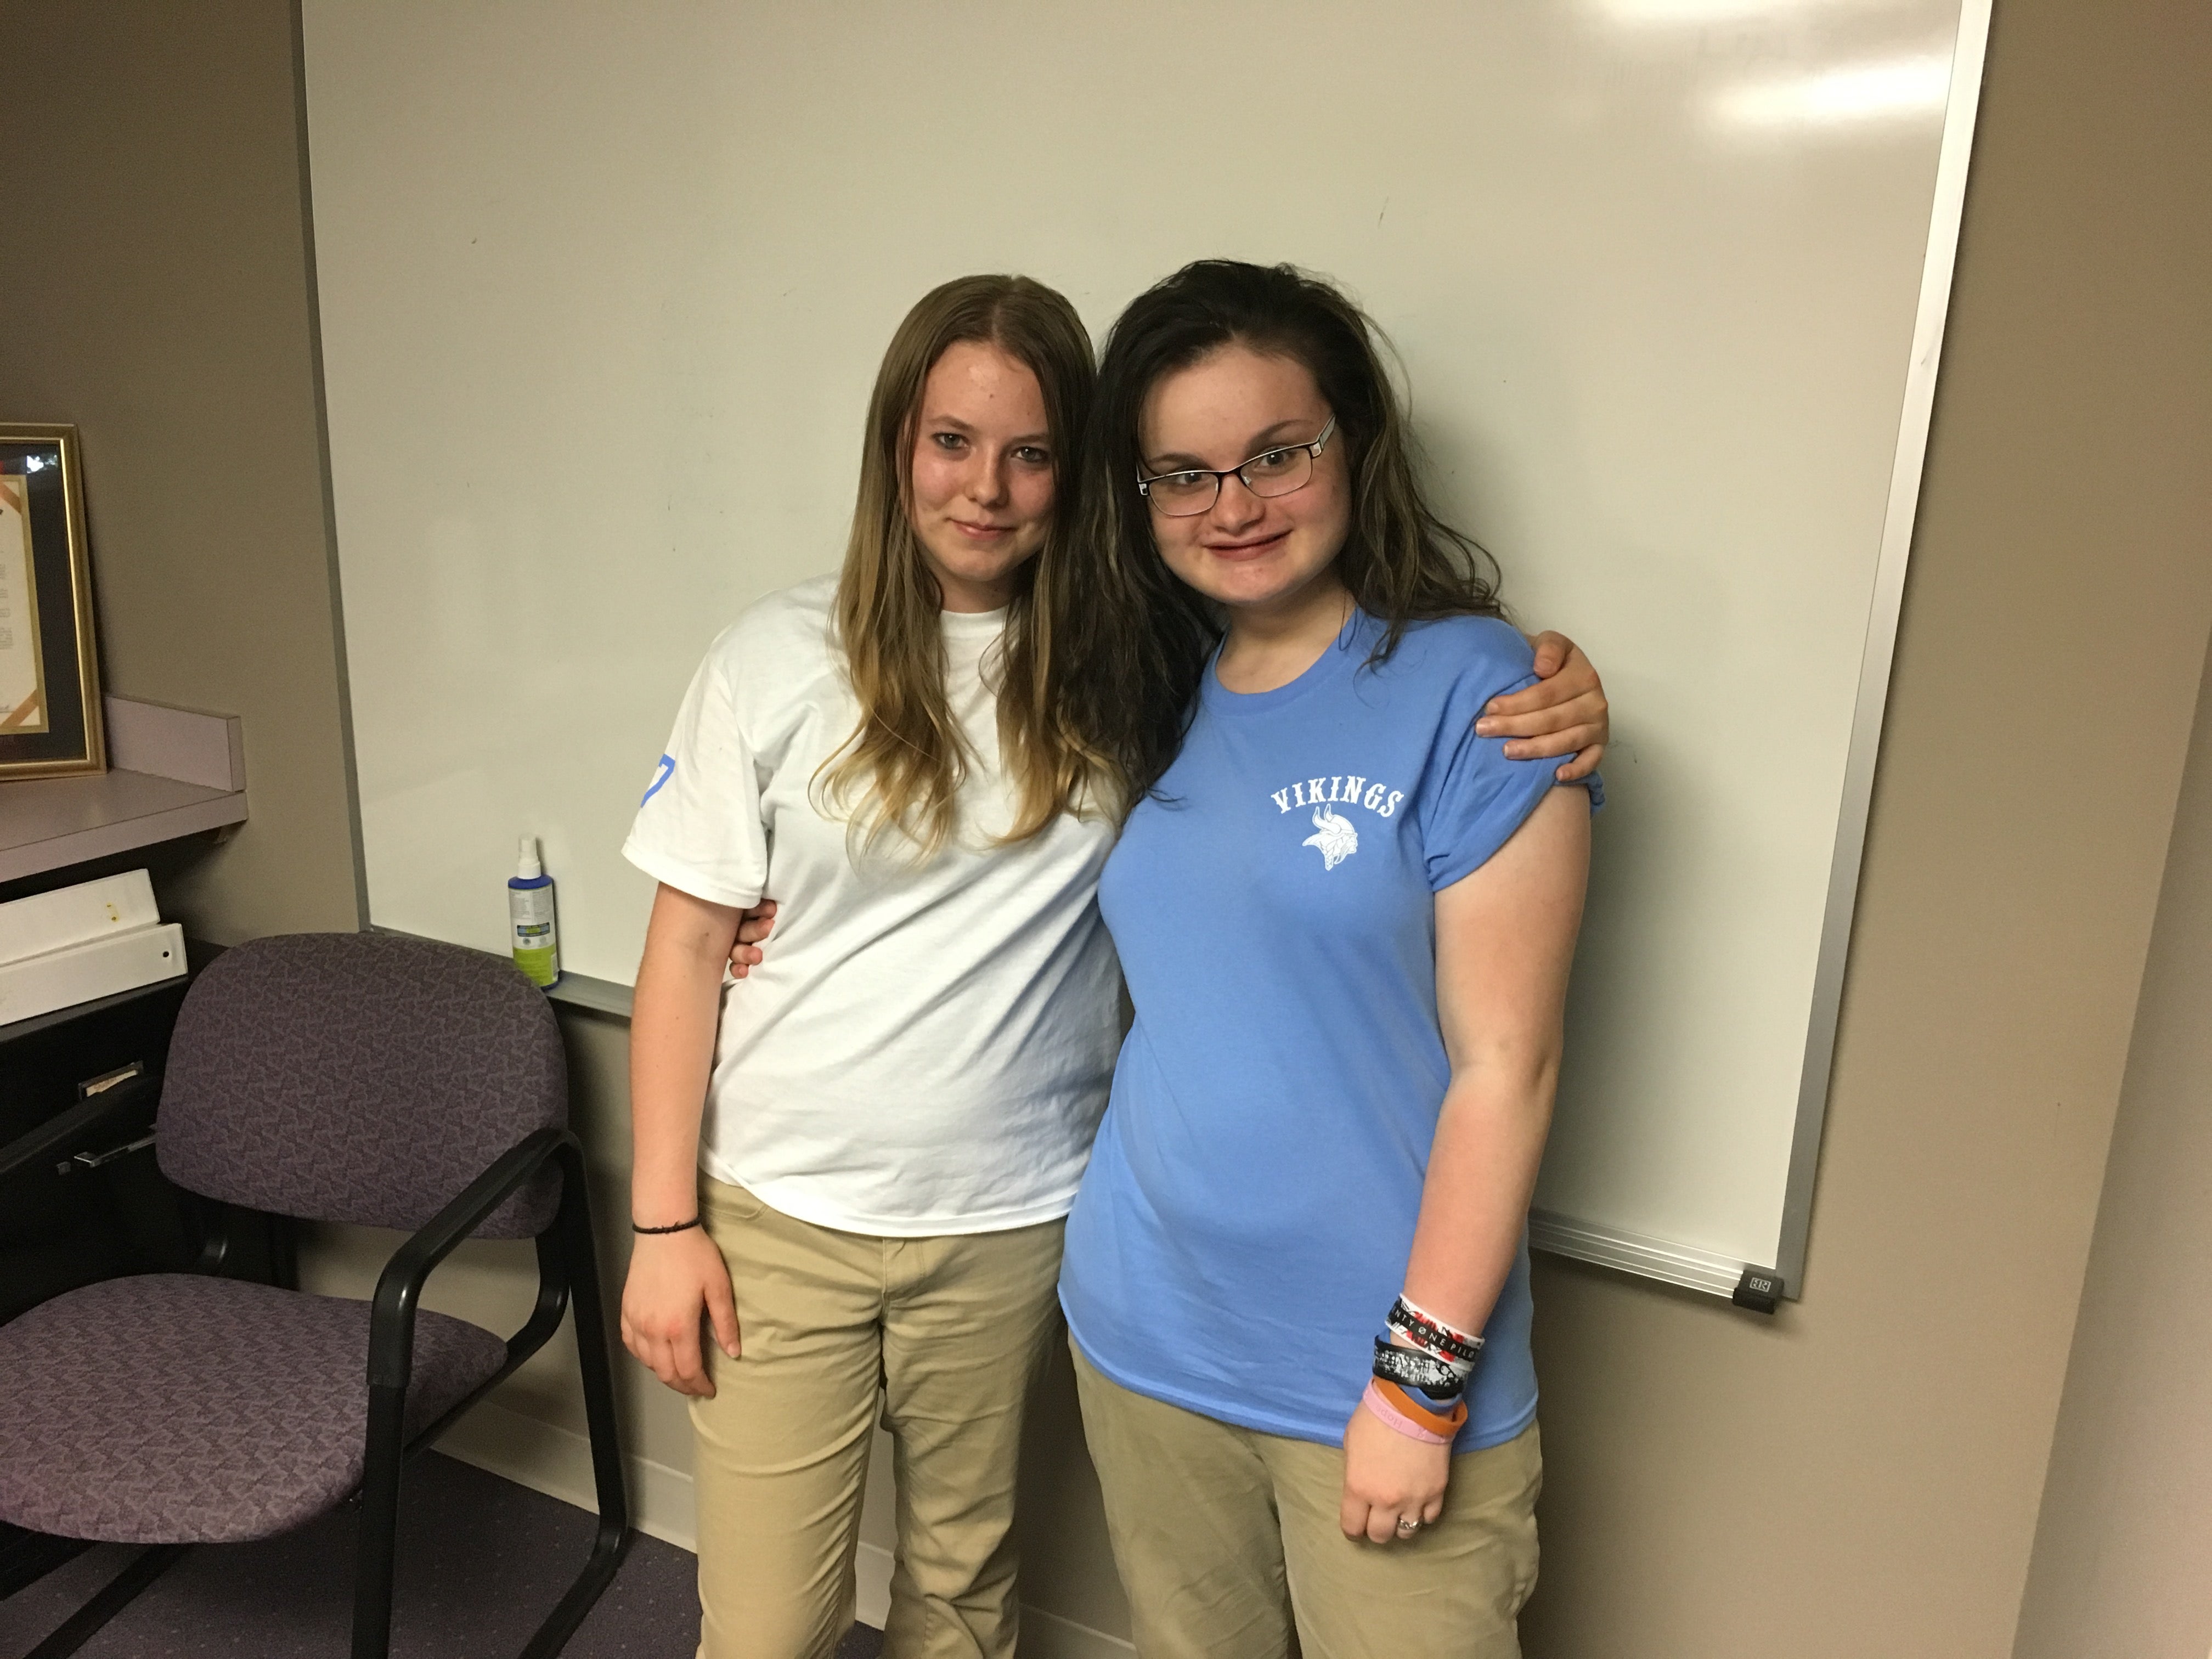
[1712,53,1951,127]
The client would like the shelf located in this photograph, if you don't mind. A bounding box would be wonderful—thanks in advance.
[0,698,247,884]
[543,969,633,1019]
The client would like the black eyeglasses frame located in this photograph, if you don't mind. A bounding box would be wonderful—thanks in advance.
[1135,416,1339,517]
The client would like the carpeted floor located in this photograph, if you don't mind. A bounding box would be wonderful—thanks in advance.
[0,1452,884,1658]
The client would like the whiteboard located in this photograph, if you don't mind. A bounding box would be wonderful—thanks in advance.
[303,0,1984,1298]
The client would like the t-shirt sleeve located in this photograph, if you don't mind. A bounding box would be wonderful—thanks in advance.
[620,646,768,909]
[1420,639,1601,893]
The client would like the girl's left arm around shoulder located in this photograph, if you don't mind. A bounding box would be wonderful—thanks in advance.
[1338,786,1592,1542]
[1481,631,1609,782]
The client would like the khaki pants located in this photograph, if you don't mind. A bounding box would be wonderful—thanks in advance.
[1073,1344,1542,1659]
[691,1178,1065,1659]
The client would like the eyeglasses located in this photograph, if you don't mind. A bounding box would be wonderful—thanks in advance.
[1135,416,1338,517]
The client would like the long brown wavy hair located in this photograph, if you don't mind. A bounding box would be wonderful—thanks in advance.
[1056,260,1506,807]
[819,274,1111,855]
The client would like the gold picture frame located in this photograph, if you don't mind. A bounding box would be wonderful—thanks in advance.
[0,424,105,779]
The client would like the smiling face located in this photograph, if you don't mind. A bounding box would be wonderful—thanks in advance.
[1138,343,1351,618]
[906,339,1057,613]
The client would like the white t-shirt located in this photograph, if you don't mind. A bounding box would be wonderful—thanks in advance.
[622,574,1122,1236]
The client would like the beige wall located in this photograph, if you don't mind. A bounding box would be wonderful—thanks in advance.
[0,0,360,940]
[2011,646,2212,1656]
[1521,1,2212,1655]
[18,1,2212,1656]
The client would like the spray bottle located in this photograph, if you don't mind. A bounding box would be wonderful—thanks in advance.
[509,835,561,988]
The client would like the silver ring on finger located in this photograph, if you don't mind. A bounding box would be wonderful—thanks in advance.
[1396,1517,1421,1536]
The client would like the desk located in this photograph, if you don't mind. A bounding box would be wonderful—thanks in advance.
[0,956,211,1323]
[0,698,248,885]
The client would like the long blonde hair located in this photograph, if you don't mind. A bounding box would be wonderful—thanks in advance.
[819,275,1110,856]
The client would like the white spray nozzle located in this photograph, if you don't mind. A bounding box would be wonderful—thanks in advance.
[517,835,543,879]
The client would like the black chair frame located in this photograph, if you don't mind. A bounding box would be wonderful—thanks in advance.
[0,1080,634,1659]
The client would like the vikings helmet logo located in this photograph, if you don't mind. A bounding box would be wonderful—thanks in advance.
[1303,803,1359,870]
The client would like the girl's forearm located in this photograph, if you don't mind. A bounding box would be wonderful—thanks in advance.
[1404,787,1588,1339]
[1398,1055,1558,1337]
[629,889,741,1226]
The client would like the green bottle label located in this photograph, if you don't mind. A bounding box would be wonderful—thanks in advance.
[510,884,560,987]
[512,943,558,987]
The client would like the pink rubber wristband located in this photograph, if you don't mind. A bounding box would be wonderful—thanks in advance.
[1362,1380,1455,1446]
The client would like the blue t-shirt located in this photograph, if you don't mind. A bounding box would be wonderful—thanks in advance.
[1060,610,1597,1452]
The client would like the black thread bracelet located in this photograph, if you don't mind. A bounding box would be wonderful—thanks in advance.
[631,1216,702,1235]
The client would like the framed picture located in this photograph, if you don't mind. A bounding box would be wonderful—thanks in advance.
[0,424,104,779]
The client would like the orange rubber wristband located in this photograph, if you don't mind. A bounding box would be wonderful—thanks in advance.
[1376,1378,1468,1438]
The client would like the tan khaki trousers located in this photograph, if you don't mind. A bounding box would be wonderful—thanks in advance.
[691,1178,1065,1659]
[1072,1344,1542,1659]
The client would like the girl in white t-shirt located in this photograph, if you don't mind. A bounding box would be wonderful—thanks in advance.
[617,274,1610,1659]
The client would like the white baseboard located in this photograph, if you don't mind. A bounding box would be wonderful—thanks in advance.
[432,1397,698,1551]
[436,1402,1131,1656]
[855,1541,893,1628]
[1020,1605,1137,1659]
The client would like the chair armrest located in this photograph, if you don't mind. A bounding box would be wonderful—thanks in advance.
[368,1125,573,1390]
[0,1069,162,1184]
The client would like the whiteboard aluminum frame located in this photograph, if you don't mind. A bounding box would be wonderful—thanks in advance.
[1532,0,1995,1304]
[321,1,1999,1311]
[1530,1210,1746,1301]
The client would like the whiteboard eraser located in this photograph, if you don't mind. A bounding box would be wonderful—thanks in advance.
[0,922,187,1027]
[1732,1267,1783,1314]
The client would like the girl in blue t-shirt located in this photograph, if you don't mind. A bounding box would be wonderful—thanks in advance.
[1054,261,1597,1659]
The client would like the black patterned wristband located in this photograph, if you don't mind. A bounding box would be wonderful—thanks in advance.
[631,1216,702,1235]
[1372,1336,1466,1400]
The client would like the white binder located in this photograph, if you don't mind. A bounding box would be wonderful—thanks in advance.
[0,870,162,968]
[0,922,188,1027]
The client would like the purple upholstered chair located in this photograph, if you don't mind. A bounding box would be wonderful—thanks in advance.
[0,933,631,1658]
